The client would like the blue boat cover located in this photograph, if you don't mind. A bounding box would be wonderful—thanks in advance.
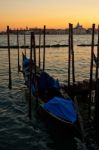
[43,97,77,123]
[93,53,99,67]
[23,58,30,67]
[38,72,60,94]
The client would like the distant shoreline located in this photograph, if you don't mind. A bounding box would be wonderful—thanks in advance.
[0,44,98,48]
[0,32,97,35]
[0,44,69,49]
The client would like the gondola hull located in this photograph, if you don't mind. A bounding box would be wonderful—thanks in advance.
[37,103,82,140]
[22,54,82,142]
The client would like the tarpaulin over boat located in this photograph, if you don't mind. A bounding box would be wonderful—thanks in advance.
[23,58,30,67]
[38,72,60,94]
[93,53,99,67]
[43,97,77,123]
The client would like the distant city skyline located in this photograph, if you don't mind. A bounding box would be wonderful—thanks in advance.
[0,23,98,35]
[0,0,99,31]
[0,22,98,32]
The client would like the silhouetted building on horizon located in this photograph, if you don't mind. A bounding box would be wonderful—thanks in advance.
[0,23,98,35]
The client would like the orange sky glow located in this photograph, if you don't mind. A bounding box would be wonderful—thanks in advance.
[0,0,99,31]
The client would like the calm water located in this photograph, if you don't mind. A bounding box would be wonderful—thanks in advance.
[0,34,98,149]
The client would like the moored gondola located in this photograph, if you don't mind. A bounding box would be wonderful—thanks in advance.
[22,54,82,141]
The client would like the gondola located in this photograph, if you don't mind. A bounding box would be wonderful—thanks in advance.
[22,53,82,142]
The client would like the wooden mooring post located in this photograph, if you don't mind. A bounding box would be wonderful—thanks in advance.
[94,25,99,143]
[7,26,12,89]
[32,33,36,83]
[24,30,26,56]
[17,29,20,72]
[28,32,34,120]
[39,29,41,68]
[29,32,38,119]
[70,24,75,84]
[88,24,95,119]
[68,23,75,90]
[43,25,46,71]
[68,23,71,88]
[95,25,99,79]
[32,32,39,108]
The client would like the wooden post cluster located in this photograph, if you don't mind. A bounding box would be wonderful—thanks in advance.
[88,24,99,122]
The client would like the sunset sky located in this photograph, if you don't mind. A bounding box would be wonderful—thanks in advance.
[0,0,99,31]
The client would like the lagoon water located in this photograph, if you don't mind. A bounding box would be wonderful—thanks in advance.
[0,34,98,149]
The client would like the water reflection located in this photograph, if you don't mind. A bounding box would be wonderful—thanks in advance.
[0,34,98,149]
